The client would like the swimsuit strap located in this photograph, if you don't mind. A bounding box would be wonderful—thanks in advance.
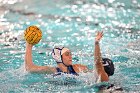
[55,65,78,76]
[67,65,78,76]
[53,67,63,76]
[56,67,62,72]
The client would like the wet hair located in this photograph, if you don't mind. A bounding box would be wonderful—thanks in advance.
[102,58,115,76]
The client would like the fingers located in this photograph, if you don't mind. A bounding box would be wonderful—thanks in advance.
[97,31,103,36]
[96,32,99,36]
[100,31,103,34]
[101,31,103,37]
[101,31,103,35]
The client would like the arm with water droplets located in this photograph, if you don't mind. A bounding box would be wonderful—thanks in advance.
[24,42,56,73]
[94,31,109,82]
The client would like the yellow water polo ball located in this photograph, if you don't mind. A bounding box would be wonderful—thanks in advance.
[24,26,42,45]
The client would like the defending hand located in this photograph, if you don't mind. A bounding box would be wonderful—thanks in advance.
[95,31,103,42]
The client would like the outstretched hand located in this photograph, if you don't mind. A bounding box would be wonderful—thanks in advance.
[95,31,103,42]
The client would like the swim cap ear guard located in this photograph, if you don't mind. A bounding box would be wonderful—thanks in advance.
[102,58,114,76]
[52,46,64,63]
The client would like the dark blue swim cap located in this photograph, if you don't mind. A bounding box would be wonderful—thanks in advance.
[102,58,114,76]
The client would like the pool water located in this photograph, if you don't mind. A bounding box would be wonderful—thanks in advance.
[0,0,140,92]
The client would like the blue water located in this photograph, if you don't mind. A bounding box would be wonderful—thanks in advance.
[0,0,140,92]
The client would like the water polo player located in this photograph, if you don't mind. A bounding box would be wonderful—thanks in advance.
[25,31,114,82]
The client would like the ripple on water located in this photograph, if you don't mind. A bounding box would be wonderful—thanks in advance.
[0,0,140,92]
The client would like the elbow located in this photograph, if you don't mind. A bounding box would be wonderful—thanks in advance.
[25,62,36,72]
[101,77,109,82]
[101,73,109,82]
[24,58,35,72]
[25,65,33,72]
[25,66,37,73]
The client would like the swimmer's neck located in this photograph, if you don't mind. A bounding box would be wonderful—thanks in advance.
[57,63,68,72]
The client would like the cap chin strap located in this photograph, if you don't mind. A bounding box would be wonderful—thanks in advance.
[56,61,70,73]
[56,62,69,67]
[56,56,71,74]
[56,55,69,67]
[52,46,70,68]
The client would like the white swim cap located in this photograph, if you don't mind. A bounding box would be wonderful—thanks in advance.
[52,46,69,63]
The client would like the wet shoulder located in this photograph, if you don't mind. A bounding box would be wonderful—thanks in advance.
[72,64,88,73]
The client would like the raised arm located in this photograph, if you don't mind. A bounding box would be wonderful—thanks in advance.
[94,32,109,82]
[25,42,56,74]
